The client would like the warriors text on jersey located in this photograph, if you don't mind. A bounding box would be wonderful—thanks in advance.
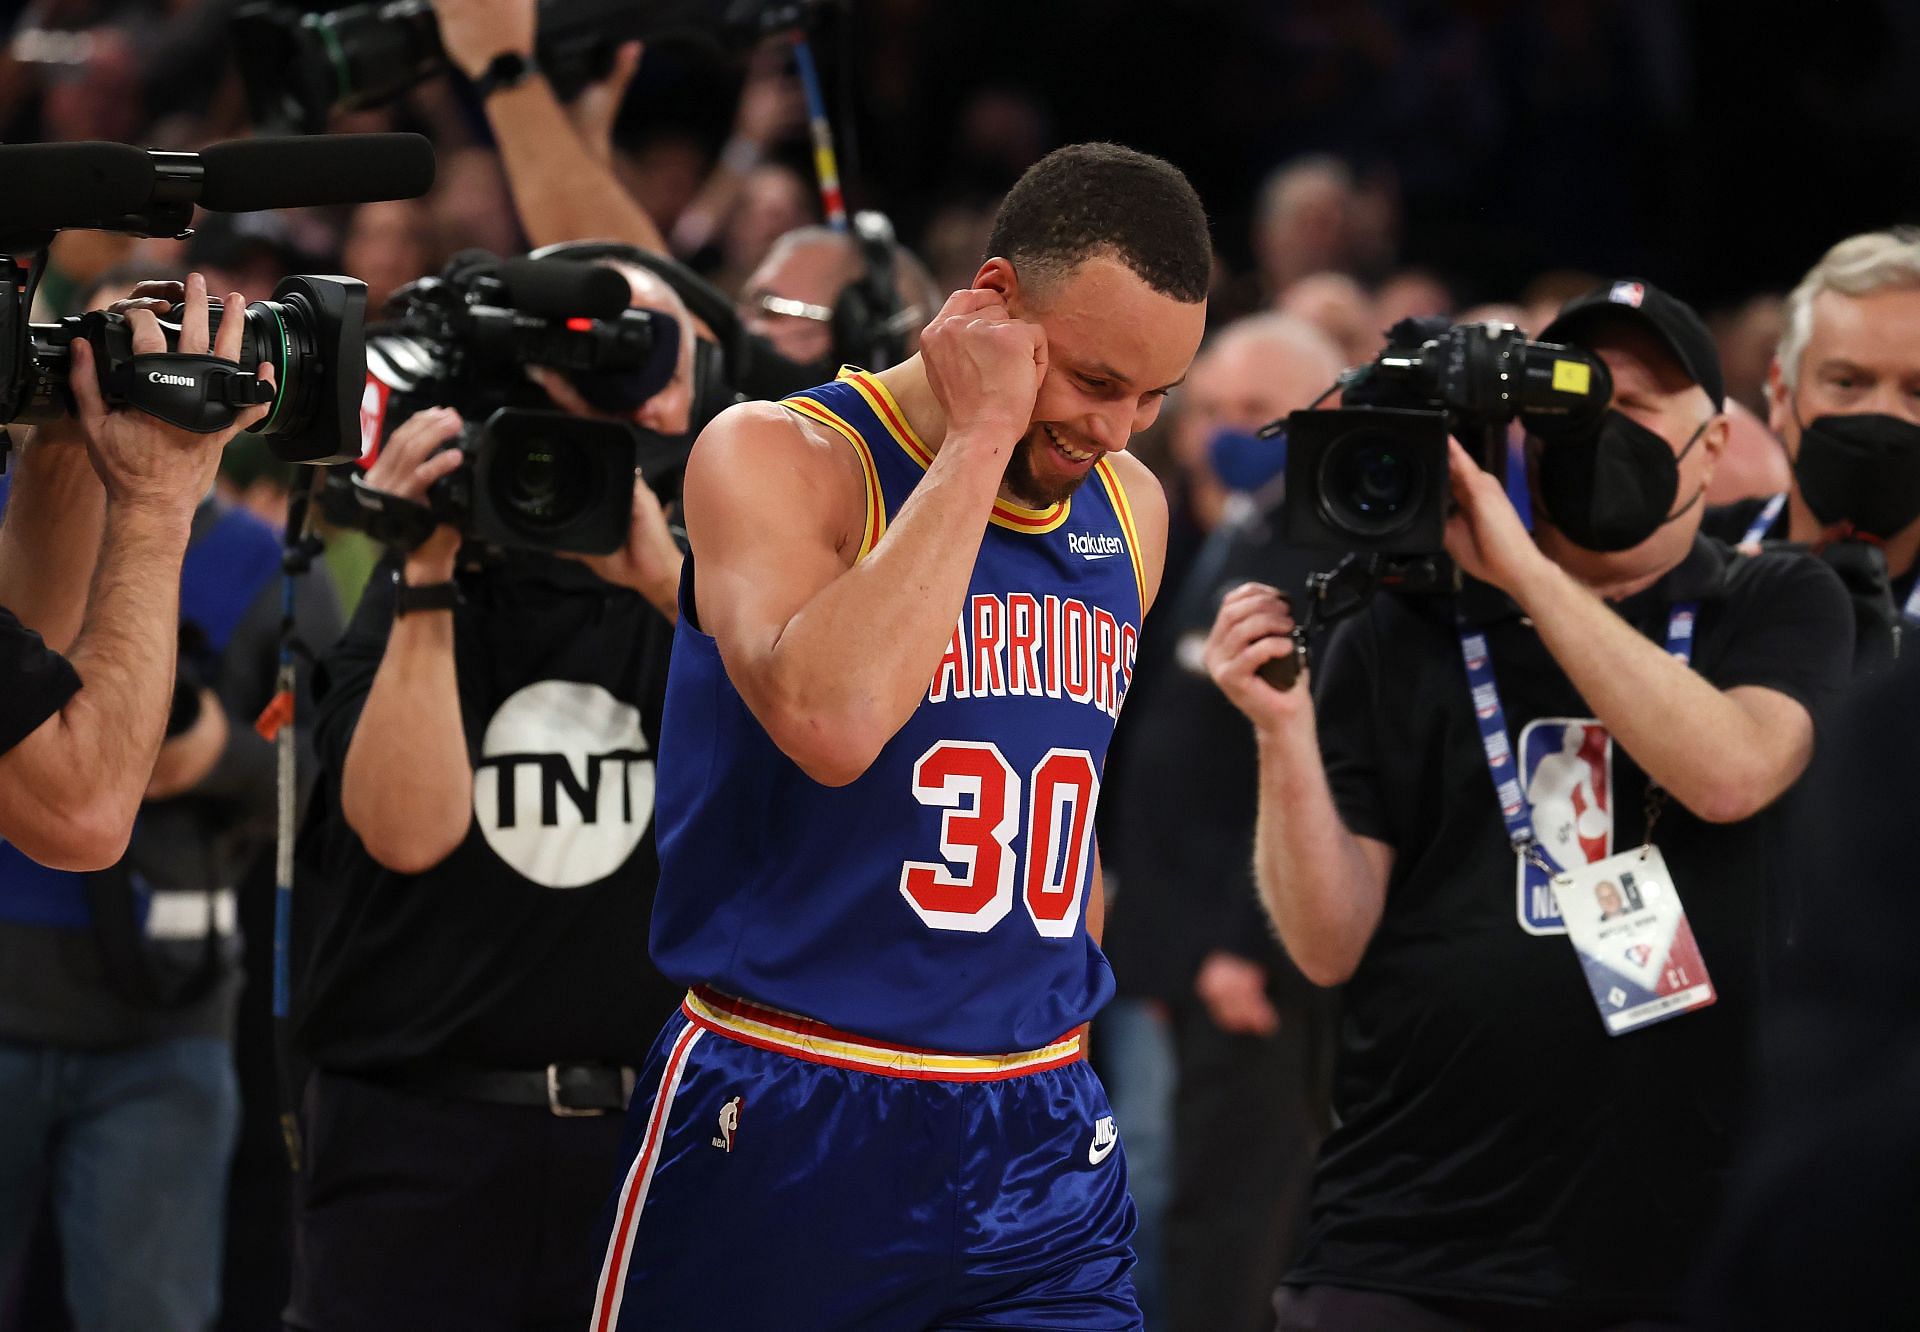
[649,369,1147,1054]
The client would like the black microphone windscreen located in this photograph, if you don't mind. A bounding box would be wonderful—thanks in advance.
[496,258,633,320]
[198,133,436,212]
[0,142,154,231]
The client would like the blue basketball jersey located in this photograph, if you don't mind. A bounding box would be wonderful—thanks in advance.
[651,370,1148,1054]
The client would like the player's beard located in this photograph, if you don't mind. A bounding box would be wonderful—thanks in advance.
[1003,424,1097,509]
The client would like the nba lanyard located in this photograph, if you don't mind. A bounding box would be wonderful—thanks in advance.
[1742,492,1788,546]
[1459,602,1698,871]
[1748,489,1920,623]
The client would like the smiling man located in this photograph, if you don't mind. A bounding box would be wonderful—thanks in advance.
[591,144,1209,1331]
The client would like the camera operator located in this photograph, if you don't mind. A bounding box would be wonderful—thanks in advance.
[284,265,691,1332]
[1705,228,1920,671]
[1101,313,1345,1332]
[0,274,280,1330]
[1207,281,1853,1330]
[432,0,940,383]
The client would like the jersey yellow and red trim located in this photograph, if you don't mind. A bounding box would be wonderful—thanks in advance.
[782,395,886,561]
[841,369,1073,536]
[1092,456,1148,616]
[682,987,1083,1081]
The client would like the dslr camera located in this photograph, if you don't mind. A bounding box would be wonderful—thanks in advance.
[233,0,835,134]
[1282,319,1613,553]
[332,252,685,557]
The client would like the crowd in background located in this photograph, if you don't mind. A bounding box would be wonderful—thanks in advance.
[2,1,1918,1330]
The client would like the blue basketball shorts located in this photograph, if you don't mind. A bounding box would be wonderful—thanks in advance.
[589,988,1141,1331]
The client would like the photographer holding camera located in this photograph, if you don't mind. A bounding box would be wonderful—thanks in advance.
[0,274,283,1331]
[284,262,692,1332]
[1207,282,1853,1330]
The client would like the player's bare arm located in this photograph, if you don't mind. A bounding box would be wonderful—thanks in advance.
[683,290,1044,786]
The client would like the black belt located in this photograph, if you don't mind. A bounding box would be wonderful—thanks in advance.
[366,1061,636,1117]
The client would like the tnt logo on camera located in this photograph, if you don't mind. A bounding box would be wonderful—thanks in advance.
[471,680,653,889]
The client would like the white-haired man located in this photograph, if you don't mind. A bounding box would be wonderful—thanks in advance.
[1705,228,1920,667]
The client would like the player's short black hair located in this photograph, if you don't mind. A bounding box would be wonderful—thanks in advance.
[986,143,1211,303]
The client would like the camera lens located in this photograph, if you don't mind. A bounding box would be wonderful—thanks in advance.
[1318,428,1427,538]
[493,433,598,532]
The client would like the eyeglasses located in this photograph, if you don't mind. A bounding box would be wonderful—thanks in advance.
[740,290,834,324]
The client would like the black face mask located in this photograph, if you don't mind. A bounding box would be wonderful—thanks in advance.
[1536,410,1706,553]
[1793,411,1920,540]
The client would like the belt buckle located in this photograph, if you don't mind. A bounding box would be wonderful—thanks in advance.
[546,1063,605,1118]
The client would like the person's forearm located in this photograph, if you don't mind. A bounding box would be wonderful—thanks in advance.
[341,610,472,873]
[5,500,197,861]
[1511,558,1803,823]
[749,433,1007,784]
[1251,712,1388,987]
[0,427,106,651]
[485,78,670,254]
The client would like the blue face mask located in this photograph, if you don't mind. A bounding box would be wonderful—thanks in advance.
[1208,426,1288,493]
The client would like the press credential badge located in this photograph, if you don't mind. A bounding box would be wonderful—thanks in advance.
[1549,845,1716,1035]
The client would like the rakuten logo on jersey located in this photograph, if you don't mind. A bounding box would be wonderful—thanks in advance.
[472,680,653,888]
[1068,532,1124,558]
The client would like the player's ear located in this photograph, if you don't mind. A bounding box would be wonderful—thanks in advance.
[974,257,1018,302]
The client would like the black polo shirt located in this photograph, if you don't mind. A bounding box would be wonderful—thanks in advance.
[0,605,79,756]
[293,553,682,1074]
[1290,536,1852,1316]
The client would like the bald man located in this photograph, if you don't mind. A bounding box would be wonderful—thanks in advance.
[1102,312,1345,1332]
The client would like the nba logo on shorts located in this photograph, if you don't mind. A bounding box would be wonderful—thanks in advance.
[1609,281,1646,308]
[711,1095,743,1152]
[1515,719,1613,935]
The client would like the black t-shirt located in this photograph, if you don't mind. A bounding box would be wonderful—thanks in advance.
[1705,496,1905,671]
[0,604,79,755]
[1103,497,1334,1003]
[1291,536,1852,1315]
[293,553,682,1073]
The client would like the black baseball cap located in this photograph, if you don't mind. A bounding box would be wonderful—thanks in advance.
[1541,279,1725,410]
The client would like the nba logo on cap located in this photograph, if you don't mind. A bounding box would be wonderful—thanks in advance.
[1609,281,1646,308]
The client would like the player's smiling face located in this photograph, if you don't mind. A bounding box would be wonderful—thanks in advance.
[993,254,1206,508]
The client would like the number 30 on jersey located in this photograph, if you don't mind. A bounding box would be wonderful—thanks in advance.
[899,740,1099,936]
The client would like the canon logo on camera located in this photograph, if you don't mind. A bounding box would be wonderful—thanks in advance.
[147,370,196,387]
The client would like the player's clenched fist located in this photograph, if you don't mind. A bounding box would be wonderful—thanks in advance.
[1205,581,1308,733]
[920,288,1048,450]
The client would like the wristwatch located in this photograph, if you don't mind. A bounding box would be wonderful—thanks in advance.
[474,49,540,101]
[392,568,460,617]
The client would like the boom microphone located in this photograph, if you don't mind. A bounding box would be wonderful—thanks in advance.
[0,133,436,238]
[198,133,436,211]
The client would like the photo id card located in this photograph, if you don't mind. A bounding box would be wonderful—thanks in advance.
[1549,845,1716,1036]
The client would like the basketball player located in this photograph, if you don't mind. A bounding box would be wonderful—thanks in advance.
[591,144,1211,1329]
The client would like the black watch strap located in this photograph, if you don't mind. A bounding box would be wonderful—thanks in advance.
[392,569,460,617]
[474,50,540,100]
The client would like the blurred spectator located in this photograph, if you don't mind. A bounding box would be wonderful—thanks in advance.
[922,200,1000,298]
[1372,268,1453,329]
[425,146,521,262]
[1276,271,1378,368]
[710,162,816,295]
[1713,293,1789,418]
[945,87,1054,197]
[1705,399,1791,507]
[1105,312,1346,1332]
[615,130,712,235]
[1253,155,1357,299]
[1459,301,1528,329]
[736,224,943,369]
[1521,269,1604,340]
[341,200,437,318]
[665,41,808,262]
